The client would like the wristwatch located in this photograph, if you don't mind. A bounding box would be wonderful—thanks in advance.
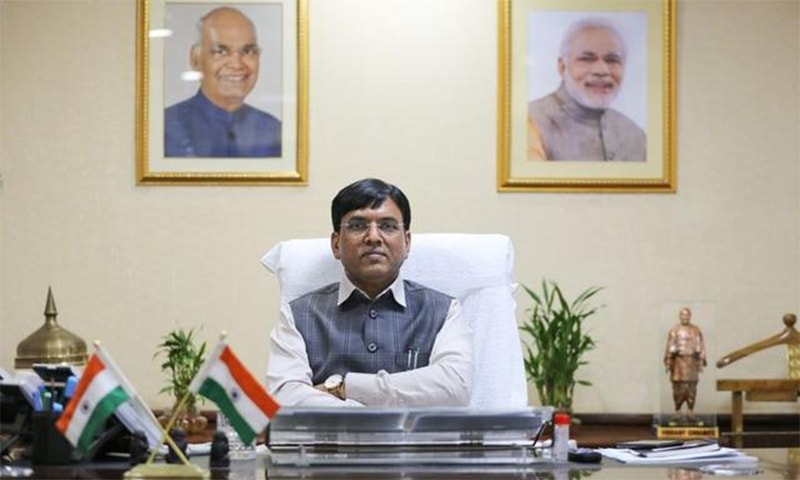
[323,373,346,400]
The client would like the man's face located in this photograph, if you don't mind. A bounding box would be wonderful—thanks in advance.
[679,308,692,325]
[192,9,260,112]
[559,26,625,110]
[331,198,411,298]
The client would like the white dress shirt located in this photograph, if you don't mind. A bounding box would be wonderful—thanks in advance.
[267,274,473,407]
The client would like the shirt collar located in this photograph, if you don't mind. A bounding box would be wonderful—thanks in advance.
[194,90,243,123]
[337,273,407,307]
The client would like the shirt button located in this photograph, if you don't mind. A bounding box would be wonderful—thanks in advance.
[369,309,378,319]
[367,343,378,353]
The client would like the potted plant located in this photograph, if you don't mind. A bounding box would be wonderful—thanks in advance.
[519,279,603,413]
[154,327,208,433]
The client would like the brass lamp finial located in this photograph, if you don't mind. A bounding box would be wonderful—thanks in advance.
[44,285,57,317]
[15,286,89,368]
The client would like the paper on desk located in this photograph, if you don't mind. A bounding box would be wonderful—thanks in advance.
[158,442,211,456]
[598,447,759,465]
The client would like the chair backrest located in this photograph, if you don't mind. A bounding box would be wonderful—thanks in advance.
[261,233,528,409]
[716,313,800,380]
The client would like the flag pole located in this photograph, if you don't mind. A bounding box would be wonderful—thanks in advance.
[92,342,192,466]
[188,332,228,393]
[142,332,229,466]
[144,391,193,466]
[94,342,164,444]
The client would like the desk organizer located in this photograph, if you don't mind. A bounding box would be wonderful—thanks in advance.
[267,407,554,473]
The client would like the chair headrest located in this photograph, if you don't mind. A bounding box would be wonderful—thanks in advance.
[261,233,514,302]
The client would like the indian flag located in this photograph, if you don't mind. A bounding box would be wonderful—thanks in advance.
[189,339,280,445]
[55,353,130,455]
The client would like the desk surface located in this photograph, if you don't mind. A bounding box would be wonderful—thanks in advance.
[14,448,798,480]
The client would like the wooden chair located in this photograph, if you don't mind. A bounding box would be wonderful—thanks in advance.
[716,313,800,447]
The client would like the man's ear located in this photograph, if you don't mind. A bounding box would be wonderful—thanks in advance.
[557,58,566,78]
[404,231,411,259]
[331,231,342,260]
[190,44,201,71]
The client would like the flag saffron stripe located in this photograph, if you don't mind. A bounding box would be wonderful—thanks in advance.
[220,346,280,418]
[75,386,129,454]
[206,360,268,431]
[60,369,126,448]
[55,355,106,434]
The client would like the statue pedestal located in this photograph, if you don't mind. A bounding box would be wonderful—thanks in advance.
[656,425,720,440]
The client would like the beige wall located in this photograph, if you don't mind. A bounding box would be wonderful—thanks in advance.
[1,0,798,415]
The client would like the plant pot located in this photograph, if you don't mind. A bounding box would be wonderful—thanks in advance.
[158,410,208,435]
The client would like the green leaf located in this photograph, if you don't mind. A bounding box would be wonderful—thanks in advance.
[519,280,604,411]
[153,326,208,413]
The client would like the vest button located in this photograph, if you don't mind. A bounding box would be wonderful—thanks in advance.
[369,309,378,319]
[367,343,378,352]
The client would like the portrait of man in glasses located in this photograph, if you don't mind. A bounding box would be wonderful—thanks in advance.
[164,5,282,158]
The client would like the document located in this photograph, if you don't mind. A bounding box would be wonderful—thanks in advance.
[638,440,720,458]
[598,446,758,465]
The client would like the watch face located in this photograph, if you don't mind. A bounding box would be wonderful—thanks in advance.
[324,374,343,389]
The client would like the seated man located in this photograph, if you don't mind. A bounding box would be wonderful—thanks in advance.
[267,178,473,406]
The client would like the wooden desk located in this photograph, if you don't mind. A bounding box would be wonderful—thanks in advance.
[717,379,800,448]
[13,448,798,479]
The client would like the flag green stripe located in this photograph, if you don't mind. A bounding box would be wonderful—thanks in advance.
[198,379,257,444]
[75,386,129,455]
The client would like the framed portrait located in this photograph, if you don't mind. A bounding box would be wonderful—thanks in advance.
[136,0,308,185]
[497,0,676,193]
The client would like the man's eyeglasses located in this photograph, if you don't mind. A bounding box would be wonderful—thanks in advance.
[209,44,261,61]
[341,219,404,236]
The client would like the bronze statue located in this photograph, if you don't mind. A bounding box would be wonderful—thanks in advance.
[664,307,706,425]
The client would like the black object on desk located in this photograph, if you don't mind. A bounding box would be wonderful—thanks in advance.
[209,431,230,468]
[30,412,76,466]
[165,427,188,464]
[0,383,33,456]
[568,448,602,463]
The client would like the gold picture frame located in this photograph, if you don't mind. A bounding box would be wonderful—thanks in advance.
[135,0,308,185]
[497,0,676,193]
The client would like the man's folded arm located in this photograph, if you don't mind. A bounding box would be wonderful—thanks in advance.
[267,304,364,407]
[346,299,473,407]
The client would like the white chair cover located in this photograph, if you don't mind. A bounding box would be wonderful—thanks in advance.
[261,233,528,409]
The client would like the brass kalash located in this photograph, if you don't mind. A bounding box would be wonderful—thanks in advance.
[16,288,207,478]
[15,287,88,368]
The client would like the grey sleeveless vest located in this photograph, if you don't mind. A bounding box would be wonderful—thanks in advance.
[289,279,453,385]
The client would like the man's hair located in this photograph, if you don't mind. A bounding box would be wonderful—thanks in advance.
[559,17,627,62]
[331,178,411,231]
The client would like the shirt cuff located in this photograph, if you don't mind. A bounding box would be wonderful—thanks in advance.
[345,370,386,406]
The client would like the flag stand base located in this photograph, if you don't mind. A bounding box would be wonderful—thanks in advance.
[123,463,209,479]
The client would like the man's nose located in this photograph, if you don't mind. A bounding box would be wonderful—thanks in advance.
[225,51,248,66]
[363,223,383,243]
[590,60,611,76]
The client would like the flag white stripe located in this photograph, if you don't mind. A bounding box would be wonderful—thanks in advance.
[189,339,226,393]
[206,358,268,431]
[63,369,123,445]
[95,344,163,448]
